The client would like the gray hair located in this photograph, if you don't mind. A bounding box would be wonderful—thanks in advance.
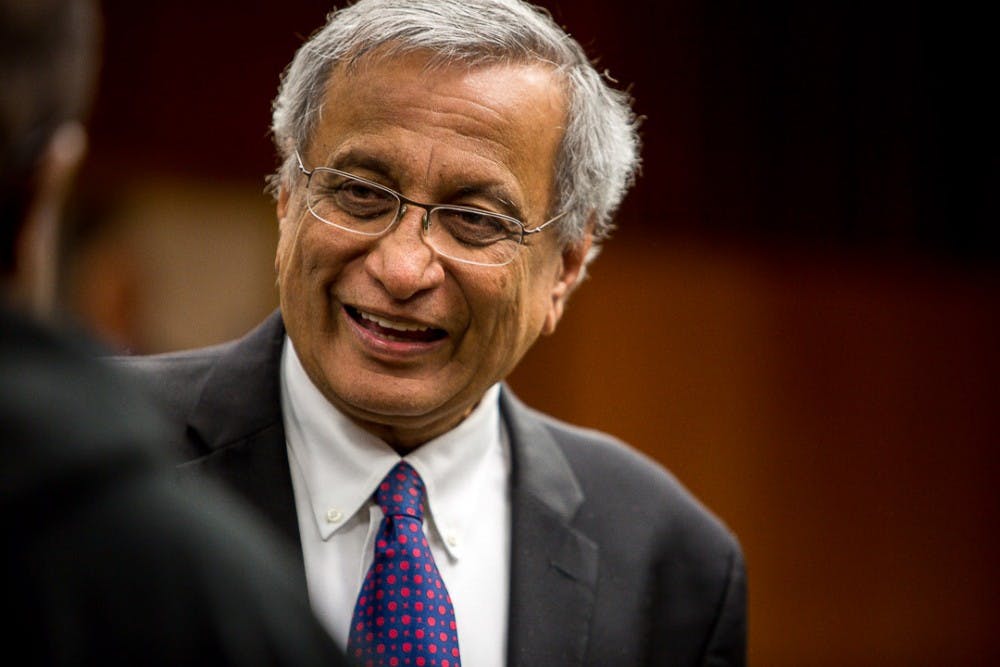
[270,0,641,266]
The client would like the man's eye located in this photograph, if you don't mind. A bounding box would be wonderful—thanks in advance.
[452,209,490,225]
[338,182,384,202]
[327,178,396,218]
[436,209,519,246]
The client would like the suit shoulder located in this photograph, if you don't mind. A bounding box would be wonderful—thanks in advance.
[536,410,741,555]
[106,341,235,423]
[112,339,236,377]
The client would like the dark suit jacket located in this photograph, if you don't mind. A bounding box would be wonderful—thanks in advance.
[2,306,349,665]
[118,310,747,666]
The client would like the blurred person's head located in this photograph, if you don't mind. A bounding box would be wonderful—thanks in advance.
[1,0,100,316]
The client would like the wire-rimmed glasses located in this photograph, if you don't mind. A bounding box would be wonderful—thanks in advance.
[295,151,564,267]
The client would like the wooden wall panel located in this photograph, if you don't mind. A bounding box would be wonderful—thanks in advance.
[509,228,1000,666]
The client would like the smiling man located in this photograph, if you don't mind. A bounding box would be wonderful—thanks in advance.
[120,1,746,665]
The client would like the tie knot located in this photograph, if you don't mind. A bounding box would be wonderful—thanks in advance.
[375,462,425,521]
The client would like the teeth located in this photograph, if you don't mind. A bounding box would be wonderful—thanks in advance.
[357,309,432,332]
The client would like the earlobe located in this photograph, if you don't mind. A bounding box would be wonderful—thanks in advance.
[14,122,88,317]
[277,185,290,224]
[541,229,593,336]
[275,185,291,276]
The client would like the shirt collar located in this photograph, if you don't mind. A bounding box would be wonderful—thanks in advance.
[280,336,503,560]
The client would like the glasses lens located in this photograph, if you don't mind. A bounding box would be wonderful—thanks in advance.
[428,207,523,265]
[307,170,399,234]
[303,167,526,266]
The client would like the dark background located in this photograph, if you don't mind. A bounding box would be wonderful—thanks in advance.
[84,0,997,263]
[66,2,999,665]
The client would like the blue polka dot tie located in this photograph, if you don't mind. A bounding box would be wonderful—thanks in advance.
[347,462,462,667]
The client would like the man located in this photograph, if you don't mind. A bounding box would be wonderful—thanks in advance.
[121,1,747,665]
[1,1,349,663]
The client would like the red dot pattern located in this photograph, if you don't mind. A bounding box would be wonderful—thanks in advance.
[347,462,461,667]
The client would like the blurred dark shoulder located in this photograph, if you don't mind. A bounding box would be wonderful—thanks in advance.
[1,304,348,665]
[1,305,171,502]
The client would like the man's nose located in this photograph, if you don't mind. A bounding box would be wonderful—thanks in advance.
[363,204,444,300]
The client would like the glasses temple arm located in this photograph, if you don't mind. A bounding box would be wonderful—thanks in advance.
[293,149,311,176]
[522,209,568,236]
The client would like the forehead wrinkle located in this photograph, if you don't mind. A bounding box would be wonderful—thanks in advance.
[327,129,517,191]
[385,101,520,166]
[356,70,542,157]
[351,98,529,188]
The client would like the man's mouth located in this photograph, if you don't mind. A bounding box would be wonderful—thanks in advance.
[345,306,447,343]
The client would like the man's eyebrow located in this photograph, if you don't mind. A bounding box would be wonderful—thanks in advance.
[326,149,394,179]
[452,184,524,220]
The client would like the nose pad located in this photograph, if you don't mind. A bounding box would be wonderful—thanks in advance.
[394,203,431,238]
[367,201,444,298]
[394,203,428,226]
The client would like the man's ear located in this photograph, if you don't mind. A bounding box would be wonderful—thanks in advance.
[277,183,290,223]
[541,216,594,336]
[13,122,87,317]
[274,184,291,275]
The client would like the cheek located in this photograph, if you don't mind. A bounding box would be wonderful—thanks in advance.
[275,211,308,281]
[471,260,552,352]
[277,215,353,286]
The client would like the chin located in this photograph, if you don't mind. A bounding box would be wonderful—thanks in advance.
[333,376,451,419]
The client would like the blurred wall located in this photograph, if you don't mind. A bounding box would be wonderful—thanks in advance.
[65,1,998,665]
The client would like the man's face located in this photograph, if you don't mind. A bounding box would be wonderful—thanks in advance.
[275,52,589,449]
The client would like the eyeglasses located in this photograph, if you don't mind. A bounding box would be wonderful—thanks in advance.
[295,151,563,267]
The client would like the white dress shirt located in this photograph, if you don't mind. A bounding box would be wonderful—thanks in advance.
[280,338,510,667]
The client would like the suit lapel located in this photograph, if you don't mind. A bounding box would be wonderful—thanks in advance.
[501,388,598,667]
[178,317,600,655]
[181,311,305,580]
